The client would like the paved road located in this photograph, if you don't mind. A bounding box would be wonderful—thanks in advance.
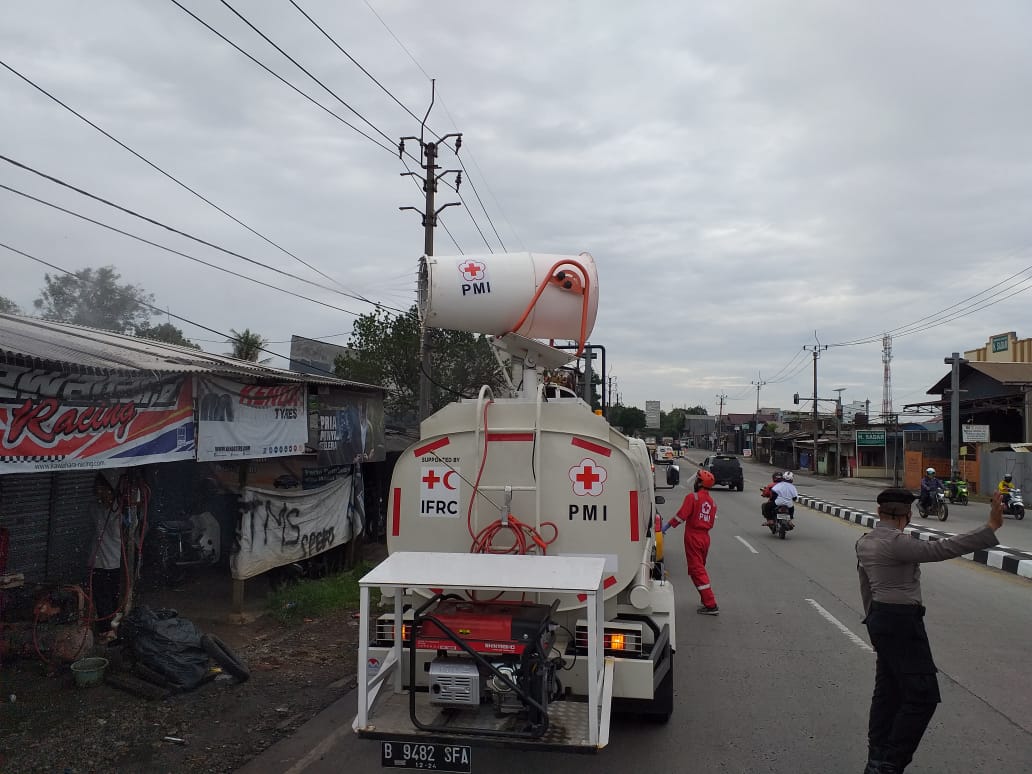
[241,462,1032,773]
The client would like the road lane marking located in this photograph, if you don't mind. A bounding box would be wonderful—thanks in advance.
[735,535,759,554]
[805,598,873,653]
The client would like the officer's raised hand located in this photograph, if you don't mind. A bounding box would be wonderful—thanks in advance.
[988,491,1005,531]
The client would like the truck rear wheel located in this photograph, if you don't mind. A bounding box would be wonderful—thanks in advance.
[646,645,673,723]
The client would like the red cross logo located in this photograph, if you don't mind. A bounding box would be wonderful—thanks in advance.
[569,458,607,496]
[458,260,486,281]
[422,470,441,489]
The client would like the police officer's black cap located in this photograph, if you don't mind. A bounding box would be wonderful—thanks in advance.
[877,488,916,505]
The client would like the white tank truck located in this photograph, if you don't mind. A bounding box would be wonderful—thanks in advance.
[354,252,679,766]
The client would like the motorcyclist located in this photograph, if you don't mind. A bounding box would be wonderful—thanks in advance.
[760,471,783,525]
[946,471,964,501]
[998,473,1016,507]
[918,468,943,513]
[772,471,798,520]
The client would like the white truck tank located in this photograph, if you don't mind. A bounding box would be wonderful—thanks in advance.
[387,393,659,611]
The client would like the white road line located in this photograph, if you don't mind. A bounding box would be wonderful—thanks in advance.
[735,535,759,554]
[805,598,873,653]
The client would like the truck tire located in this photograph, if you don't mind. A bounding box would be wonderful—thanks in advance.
[201,633,250,682]
[646,646,673,723]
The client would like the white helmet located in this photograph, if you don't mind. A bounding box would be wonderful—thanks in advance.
[782,471,794,483]
[925,467,935,476]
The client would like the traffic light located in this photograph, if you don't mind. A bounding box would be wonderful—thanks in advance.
[793,393,800,405]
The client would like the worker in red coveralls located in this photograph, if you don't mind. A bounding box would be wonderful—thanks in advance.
[662,469,719,615]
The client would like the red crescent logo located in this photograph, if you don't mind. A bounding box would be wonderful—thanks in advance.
[443,471,457,490]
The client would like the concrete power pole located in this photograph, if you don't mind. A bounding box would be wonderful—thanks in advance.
[834,387,845,478]
[804,343,828,473]
[751,376,766,460]
[944,352,968,477]
[399,88,462,421]
[716,393,727,451]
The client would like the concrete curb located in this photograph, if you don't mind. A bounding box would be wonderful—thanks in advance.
[797,493,1032,580]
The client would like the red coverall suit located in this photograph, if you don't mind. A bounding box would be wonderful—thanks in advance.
[667,489,718,609]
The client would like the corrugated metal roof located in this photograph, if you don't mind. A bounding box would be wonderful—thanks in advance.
[926,361,1032,394]
[0,312,382,390]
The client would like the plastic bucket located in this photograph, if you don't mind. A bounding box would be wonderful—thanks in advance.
[70,657,108,688]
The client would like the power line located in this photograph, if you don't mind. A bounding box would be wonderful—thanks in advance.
[215,0,396,148]
[0,153,401,312]
[0,184,366,318]
[0,56,349,292]
[359,0,510,252]
[1,241,375,385]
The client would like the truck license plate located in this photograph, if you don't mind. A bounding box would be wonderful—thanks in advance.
[381,741,472,772]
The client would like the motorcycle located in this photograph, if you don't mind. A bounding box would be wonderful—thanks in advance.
[767,504,795,539]
[1004,488,1026,520]
[918,490,949,522]
[946,479,969,505]
[148,512,221,588]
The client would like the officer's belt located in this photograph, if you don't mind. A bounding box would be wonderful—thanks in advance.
[869,601,925,617]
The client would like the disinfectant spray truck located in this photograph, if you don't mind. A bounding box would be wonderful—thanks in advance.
[353,252,677,768]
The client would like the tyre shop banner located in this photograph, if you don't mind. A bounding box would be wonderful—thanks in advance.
[196,377,308,462]
[231,472,364,580]
[0,365,194,474]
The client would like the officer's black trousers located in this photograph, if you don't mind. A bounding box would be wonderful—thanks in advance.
[865,602,941,770]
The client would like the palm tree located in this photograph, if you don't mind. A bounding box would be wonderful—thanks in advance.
[226,328,269,363]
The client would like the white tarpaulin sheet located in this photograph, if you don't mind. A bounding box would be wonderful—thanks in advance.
[231,472,364,580]
[196,377,308,461]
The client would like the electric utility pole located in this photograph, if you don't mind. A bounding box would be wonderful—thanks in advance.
[944,352,968,477]
[833,387,845,478]
[751,376,766,460]
[398,82,463,421]
[716,393,727,451]
[804,342,828,473]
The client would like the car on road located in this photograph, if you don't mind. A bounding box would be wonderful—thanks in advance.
[700,454,744,490]
[654,445,675,464]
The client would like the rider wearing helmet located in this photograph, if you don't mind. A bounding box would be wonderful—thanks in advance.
[772,470,799,518]
[662,469,720,615]
[760,472,784,523]
[919,468,942,513]
[998,473,1016,506]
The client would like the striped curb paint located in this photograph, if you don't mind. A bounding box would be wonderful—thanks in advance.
[797,493,1032,581]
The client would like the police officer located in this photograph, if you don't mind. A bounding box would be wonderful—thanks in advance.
[856,488,1004,773]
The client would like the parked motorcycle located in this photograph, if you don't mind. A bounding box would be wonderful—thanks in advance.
[918,490,949,522]
[1004,488,1026,520]
[946,479,969,505]
[148,512,221,588]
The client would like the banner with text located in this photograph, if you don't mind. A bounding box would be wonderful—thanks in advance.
[0,365,194,474]
[231,471,364,580]
[196,377,308,461]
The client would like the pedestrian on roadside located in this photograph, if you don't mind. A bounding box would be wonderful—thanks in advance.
[662,469,719,615]
[856,488,1004,774]
[89,473,122,635]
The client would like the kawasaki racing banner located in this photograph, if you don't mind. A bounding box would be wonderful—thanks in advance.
[196,377,309,462]
[0,365,194,474]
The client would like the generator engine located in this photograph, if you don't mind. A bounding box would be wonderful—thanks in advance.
[419,600,561,724]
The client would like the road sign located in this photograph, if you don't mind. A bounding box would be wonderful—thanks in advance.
[856,429,886,446]
[645,400,661,429]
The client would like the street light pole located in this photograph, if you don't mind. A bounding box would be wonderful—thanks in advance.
[751,375,766,461]
[834,388,845,478]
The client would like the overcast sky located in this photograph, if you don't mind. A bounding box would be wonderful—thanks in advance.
[4,1,1032,419]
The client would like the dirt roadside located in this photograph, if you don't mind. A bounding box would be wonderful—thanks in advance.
[0,544,385,774]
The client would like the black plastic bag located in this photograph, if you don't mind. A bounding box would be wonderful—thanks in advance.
[120,606,210,690]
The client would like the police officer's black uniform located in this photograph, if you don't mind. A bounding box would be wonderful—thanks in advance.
[856,488,1000,773]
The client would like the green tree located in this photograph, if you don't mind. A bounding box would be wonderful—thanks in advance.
[334,306,505,419]
[0,296,20,314]
[226,328,269,362]
[608,404,646,436]
[685,405,708,415]
[33,266,155,332]
[135,321,201,349]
